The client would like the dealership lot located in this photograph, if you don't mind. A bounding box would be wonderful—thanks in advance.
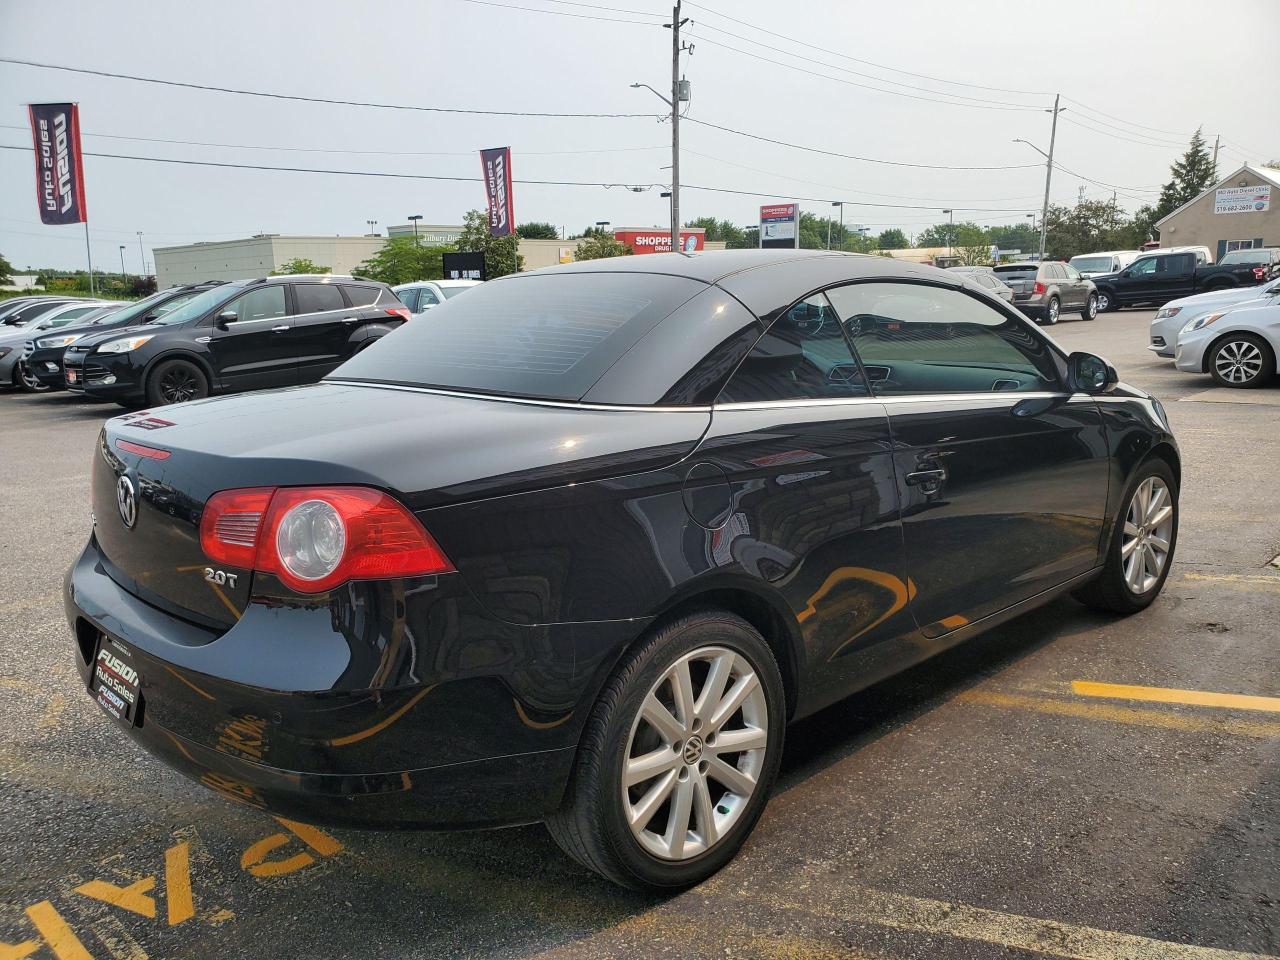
[0,308,1277,959]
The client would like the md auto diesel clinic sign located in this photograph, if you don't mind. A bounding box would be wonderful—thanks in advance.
[1214,184,1270,215]
[614,229,704,254]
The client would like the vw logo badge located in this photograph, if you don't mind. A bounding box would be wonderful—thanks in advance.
[682,735,703,766]
[116,475,138,529]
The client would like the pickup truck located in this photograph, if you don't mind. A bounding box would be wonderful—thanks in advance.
[1091,249,1274,312]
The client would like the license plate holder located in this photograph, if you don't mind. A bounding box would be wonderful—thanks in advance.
[66,368,78,384]
[90,636,142,725]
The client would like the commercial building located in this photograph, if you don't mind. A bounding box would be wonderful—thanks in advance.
[386,223,465,245]
[154,235,388,287]
[1155,164,1278,261]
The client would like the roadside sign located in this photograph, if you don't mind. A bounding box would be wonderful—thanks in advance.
[759,203,799,249]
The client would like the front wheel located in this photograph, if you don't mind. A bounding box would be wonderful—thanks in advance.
[1208,333,1274,389]
[1096,290,1117,312]
[18,362,51,393]
[147,358,209,406]
[1081,293,1098,320]
[1073,458,1178,614]
[547,611,785,891]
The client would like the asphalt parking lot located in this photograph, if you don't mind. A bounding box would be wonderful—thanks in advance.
[1,308,1277,960]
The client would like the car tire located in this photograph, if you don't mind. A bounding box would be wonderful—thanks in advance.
[546,611,785,891]
[1044,296,1060,325]
[1207,333,1274,389]
[17,362,51,393]
[1081,293,1098,320]
[1096,290,1117,312]
[1073,458,1178,615]
[147,358,209,406]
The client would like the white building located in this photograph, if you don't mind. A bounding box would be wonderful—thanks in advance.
[386,223,465,245]
[153,235,389,287]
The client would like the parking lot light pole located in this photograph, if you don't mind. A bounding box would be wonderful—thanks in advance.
[832,201,843,249]
[119,245,127,280]
[407,214,423,248]
[942,209,954,257]
[136,231,146,276]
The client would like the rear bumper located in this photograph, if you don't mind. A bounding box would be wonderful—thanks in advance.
[64,537,608,829]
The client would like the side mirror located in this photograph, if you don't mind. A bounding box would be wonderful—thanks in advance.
[1069,351,1118,394]
[215,310,237,330]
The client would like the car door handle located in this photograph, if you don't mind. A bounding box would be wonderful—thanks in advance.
[341,316,358,323]
[905,467,947,486]
[271,324,290,333]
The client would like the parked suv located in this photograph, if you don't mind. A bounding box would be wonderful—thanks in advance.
[1217,247,1280,281]
[63,276,409,406]
[1091,250,1271,312]
[993,261,1098,324]
[22,284,225,391]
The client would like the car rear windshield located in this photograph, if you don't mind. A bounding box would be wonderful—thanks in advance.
[1220,250,1271,265]
[440,285,471,299]
[331,272,706,401]
[1069,257,1114,272]
[993,265,1039,276]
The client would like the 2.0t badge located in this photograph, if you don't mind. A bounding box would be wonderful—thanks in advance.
[116,475,137,528]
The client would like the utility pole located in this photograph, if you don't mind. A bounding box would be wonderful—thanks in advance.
[826,212,833,250]
[1038,94,1062,262]
[1212,134,1220,177]
[667,0,688,252]
[119,245,127,280]
[136,231,146,276]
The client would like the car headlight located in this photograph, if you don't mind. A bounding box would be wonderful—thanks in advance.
[96,335,155,354]
[1154,306,1181,320]
[34,333,83,349]
[1181,312,1224,334]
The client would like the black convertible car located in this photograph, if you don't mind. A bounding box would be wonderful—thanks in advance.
[67,251,1179,890]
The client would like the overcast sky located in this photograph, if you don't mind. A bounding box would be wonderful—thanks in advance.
[2,0,1277,272]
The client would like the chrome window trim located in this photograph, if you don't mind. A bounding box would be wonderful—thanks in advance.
[323,379,713,413]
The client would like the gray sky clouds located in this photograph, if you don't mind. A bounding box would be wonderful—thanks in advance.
[1,0,1276,272]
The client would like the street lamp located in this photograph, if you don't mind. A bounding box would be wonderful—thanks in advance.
[942,209,954,257]
[831,201,844,250]
[136,231,146,276]
[407,214,423,248]
[595,220,611,238]
[118,245,127,279]
[366,219,378,237]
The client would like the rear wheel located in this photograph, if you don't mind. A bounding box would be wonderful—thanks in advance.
[1208,333,1274,389]
[1081,292,1098,320]
[1073,459,1178,614]
[547,611,785,891]
[147,359,209,406]
[18,362,50,393]
[1044,296,1060,325]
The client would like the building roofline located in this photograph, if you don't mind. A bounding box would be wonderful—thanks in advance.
[1154,164,1280,228]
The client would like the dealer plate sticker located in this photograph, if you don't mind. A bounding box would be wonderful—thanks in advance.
[92,642,141,724]
[66,369,77,383]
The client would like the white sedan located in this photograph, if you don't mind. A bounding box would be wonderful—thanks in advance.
[1149,278,1280,357]
[1174,295,1280,388]
[392,279,481,318]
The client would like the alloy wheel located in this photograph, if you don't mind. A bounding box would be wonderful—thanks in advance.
[1121,476,1174,594]
[622,645,768,861]
[160,367,199,403]
[18,363,49,392]
[1214,340,1264,385]
[1085,294,1098,319]
[1046,298,1059,324]
[1097,292,1111,311]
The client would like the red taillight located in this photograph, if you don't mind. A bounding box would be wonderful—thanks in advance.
[116,439,171,460]
[1033,281,1047,295]
[385,307,411,321]
[198,486,453,594]
[1253,266,1266,280]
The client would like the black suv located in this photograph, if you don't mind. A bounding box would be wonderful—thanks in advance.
[992,261,1098,324]
[63,276,409,406]
[23,283,224,390]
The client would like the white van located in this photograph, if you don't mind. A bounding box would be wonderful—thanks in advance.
[1068,250,1140,277]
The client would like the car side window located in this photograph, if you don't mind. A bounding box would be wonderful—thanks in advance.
[1063,264,1082,280]
[226,286,287,323]
[825,282,1063,396]
[717,294,868,403]
[294,283,345,314]
[397,289,420,311]
[419,288,441,307]
[340,285,379,308]
[1131,258,1158,277]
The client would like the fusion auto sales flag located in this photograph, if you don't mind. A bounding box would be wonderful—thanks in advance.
[480,146,514,237]
[28,103,87,225]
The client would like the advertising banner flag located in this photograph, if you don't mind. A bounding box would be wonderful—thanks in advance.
[480,147,514,237]
[28,103,87,225]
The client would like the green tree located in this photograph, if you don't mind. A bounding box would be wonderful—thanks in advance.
[876,228,909,250]
[685,217,748,248]
[916,221,985,249]
[0,252,13,286]
[740,226,759,249]
[1152,129,1218,222]
[456,209,522,278]
[985,223,1039,256]
[271,257,330,275]
[353,237,449,285]
[575,233,633,261]
[1043,199,1136,261]
[517,221,559,240]
[1127,204,1160,246]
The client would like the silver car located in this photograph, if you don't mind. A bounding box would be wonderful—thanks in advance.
[1149,278,1280,358]
[0,301,121,389]
[392,279,481,318]
[1173,296,1280,388]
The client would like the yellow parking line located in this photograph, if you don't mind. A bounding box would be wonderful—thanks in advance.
[1072,681,1280,714]
[1182,572,1280,591]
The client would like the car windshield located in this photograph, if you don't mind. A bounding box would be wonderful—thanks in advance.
[1069,257,1115,272]
[146,286,240,326]
[331,272,704,401]
[1221,250,1270,265]
[92,289,184,328]
[440,286,472,299]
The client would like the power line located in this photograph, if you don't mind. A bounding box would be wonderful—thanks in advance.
[684,0,1050,97]
[689,33,1042,113]
[0,123,666,157]
[682,117,1040,170]
[1058,116,1187,152]
[0,57,662,120]
[452,0,657,24]
[0,142,1040,212]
